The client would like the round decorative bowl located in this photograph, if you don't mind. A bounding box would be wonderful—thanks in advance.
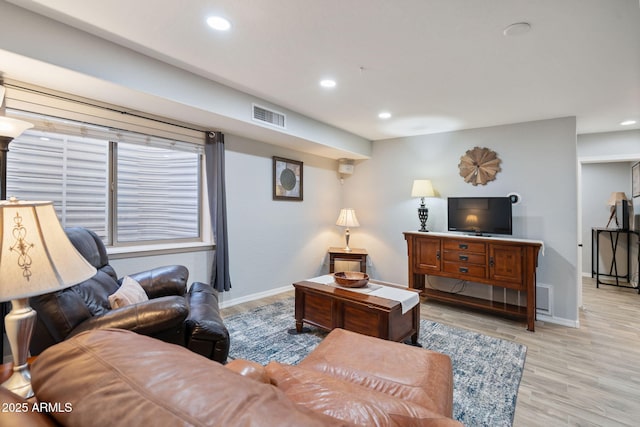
[333,271,369,288]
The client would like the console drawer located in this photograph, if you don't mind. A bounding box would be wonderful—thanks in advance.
[443,240,486,253]
[443,251,486,265]
[443,262,486,279]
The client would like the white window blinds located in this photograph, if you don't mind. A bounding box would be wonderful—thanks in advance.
[5,110,203,245]
[6,130,109,238]
[116,142,200,242]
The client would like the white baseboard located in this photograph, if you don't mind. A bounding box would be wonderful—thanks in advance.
[218,283,581,329]
[536,312,579,328]
[218,284,293,309]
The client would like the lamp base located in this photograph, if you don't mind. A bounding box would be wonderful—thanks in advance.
[344,228,352,252]
[417,205,429,232]
[1,299,36,398]
[1,365,32,398]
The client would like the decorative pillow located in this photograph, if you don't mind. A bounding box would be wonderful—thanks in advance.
[108,276,149,309]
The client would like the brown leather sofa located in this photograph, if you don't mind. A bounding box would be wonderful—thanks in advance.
[29,227,230,363]
[0,328,461,426]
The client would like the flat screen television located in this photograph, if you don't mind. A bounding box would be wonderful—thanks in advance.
[447,197,512,236]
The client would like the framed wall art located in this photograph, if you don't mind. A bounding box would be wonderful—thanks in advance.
[632,161,640,198]
[273,156,303,201]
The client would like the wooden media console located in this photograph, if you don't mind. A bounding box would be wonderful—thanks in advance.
[404,231,542,331]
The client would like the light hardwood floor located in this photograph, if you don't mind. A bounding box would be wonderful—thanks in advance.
[221,277,640,427]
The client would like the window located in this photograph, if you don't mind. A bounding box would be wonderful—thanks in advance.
[115,142,200,242]
[6,112,203,245]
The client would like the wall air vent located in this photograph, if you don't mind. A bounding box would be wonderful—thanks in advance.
[252,104,286,129]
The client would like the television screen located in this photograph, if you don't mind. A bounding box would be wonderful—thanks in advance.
[447,197,512,236]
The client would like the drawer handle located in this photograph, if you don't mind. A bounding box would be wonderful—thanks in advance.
[459,255,468,261]
[459,267,468,273]
[436,250,441,260]
[489,257,495,267]
[459,244,468,250]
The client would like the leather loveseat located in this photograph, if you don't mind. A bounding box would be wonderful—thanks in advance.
[0,328,462,426]
[28,227,230,363]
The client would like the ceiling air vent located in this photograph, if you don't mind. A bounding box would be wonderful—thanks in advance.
[252,104,286,129]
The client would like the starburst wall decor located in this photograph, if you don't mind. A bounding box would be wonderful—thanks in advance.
[458,146,501,186]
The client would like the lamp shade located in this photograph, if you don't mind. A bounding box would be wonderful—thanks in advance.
[607,192,628,206]
[336,208,359,227]
[411,179,435,198]
[0,116,34,139]
[0,199,96,301]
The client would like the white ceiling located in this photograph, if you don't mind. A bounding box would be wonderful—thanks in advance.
[5,0,640,140]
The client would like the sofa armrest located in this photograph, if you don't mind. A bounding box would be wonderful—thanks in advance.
[128,265,189,298]
[0,387,58,427]
[225,359,270,384]
[31,329,347,427]
[68,296,188,338]
[186,282,226,338]
[185,282,230,362]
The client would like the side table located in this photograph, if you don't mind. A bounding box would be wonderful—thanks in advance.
[328,247,368,273]
[591,227,640,293]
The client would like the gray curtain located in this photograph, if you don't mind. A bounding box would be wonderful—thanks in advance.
[205,131,231,291]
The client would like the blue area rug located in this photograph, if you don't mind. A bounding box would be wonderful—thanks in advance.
[226,297,526,427]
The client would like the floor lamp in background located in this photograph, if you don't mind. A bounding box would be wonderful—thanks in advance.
[0,199,97,398]
[0,84,35,366]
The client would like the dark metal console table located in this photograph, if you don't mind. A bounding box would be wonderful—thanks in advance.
[591,227,639,293]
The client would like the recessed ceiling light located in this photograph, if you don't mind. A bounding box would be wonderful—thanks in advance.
[319,79,336,88]
[378,112,392,119]
[503,22,531,36]
[620,120,637,126]
[207,16,231,31]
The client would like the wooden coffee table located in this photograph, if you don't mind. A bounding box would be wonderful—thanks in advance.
[293,278,421,344]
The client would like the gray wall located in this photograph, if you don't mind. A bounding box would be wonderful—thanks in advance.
[578,130,640,159]
[578,129,640,286]
[342,117,580,325]
[581,162,632,275]
[217,134,344,305]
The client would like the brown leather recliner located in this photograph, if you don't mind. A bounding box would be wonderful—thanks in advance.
[29,227,230,363]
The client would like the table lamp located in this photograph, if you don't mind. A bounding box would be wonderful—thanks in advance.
[606,192,628,229]
[411,179,435,232]
[336,208,359,252]
[0,198,96,398]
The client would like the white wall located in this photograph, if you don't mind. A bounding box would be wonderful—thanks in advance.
[342,117,579,324]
